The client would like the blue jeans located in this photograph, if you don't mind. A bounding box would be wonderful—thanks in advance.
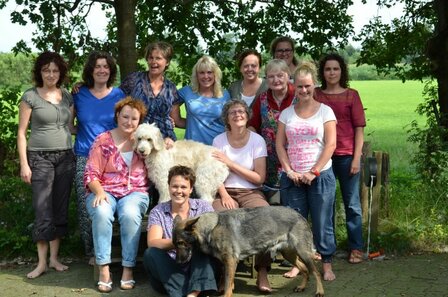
[332,155,364,250]
[280,168,336,262]
[86,191,149,267]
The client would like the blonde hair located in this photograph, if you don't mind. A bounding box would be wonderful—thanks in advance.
[265,59,291,77]
[293,61,318,84]
[191,55,223,98]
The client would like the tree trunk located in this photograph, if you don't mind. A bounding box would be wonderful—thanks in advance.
[431,0,448,129]
[114,0,138,79]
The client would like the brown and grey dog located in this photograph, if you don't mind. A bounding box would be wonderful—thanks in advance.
[172,206,324,297]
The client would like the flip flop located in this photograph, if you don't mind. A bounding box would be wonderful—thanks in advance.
[97,280,113,293]
[120,279,135,290]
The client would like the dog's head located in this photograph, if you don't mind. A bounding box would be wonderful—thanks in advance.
[134,123,165,157]
[172,215,200,264]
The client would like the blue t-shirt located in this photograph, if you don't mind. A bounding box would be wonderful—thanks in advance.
[73,86,125,156]
[178,86,230,145]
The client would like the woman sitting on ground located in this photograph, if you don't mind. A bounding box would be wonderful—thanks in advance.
[84,97,150,293]
[143,165,219,297]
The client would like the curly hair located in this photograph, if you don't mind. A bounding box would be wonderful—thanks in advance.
[168,165,196,188]
[221,98,252,131]
[114,96,148,124]
[318,53,349,89]
[270,36,299,66]
[82,51,117,88]
[32,51,68,88]
[191,55,223,98]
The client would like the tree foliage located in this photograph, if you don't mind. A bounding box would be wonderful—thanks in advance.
[356,0,448,186]
[0,53,34,88]
[2,0,355,86]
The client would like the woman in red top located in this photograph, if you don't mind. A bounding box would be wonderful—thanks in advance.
[248,59,295,191]
[314,53,366,264]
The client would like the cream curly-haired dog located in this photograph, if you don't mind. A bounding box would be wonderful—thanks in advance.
[134,123,229,203]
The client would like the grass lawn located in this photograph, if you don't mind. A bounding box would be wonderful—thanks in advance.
[349,80,425,176]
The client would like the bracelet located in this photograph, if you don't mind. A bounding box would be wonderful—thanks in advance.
[286,169,294,177]
[310,167,320,177]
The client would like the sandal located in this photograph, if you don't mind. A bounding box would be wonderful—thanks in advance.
[348,249,364,264]
[120,279,135,290]
[97,280,113,293]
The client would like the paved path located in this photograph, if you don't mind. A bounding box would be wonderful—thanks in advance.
[1,253,447,296]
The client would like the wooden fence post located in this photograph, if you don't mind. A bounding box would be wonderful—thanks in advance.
[360,147,390,236]
[360,142,371,225]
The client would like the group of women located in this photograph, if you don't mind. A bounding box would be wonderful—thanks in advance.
[18,35,366,296]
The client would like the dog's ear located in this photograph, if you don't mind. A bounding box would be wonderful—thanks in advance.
[151,124,165,151]
[184,217,200,232]
[173,215,182,225]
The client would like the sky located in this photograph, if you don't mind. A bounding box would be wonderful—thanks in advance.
[0,0,404,53]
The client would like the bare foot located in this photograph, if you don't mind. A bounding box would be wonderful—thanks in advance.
[322,263,336,281]
[49,260,68,272]
[283,266,300,278]
[186,291,200,297]
[27,265,47,279]
[256,268,272,293]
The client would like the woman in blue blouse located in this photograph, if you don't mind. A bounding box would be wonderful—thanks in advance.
[120,41,179,147]
[171,55,230,145]
[73,51,125,264]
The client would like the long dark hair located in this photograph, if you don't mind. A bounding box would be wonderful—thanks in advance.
[318,53,349,89]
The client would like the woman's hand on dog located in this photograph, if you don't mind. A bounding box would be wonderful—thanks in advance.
[164,137,174,149]
[212,150,231,166]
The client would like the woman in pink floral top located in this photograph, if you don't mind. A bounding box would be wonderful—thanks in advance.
[84,97,149,293]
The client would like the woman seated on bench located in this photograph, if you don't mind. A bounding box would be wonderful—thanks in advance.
[84,97,150,293]
[211,99,272,293]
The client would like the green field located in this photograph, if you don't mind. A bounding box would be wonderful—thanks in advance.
[351,80,425,176]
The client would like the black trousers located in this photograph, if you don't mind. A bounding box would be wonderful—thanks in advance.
[28,149,75,242]
[143,247,220,297]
